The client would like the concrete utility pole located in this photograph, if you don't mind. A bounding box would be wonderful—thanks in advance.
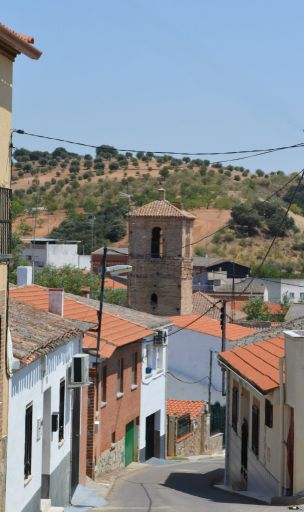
[220,300,227,396]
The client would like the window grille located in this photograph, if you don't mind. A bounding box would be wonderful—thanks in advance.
[59,380,65,442]
[251,404,259,455]
[177,414,191,438]
[0,187,12,259]
[24,404,33,479]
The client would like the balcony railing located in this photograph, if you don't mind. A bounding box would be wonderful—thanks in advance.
[0,187,12,260]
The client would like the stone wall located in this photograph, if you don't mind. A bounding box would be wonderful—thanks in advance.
[175,429,201,457]
[94,437,125,476]
[128,216,193,316]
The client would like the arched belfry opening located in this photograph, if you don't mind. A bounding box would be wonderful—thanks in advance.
[151,227,163,258]
[150,293,158,308]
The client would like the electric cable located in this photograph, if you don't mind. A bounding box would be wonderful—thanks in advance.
[13,128,304,158]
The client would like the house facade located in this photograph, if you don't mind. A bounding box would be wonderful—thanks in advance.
[6,298,86,512]
[21,238,91,270]
[218,330,304,502]
[11,282,171,477]
[168,315,256,405]
[261,278,304,304]
[0,22,41,511]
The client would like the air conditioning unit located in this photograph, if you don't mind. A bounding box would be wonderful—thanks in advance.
[154,329,168,346]
[69,354,89,386]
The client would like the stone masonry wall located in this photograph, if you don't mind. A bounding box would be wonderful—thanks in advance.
[128,216,193,316]
[94,437,125,476]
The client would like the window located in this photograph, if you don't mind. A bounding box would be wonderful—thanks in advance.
[146,347,153,375]
[111,431,116,444]
[177,414,191,439]
[265,399,273,428]
[59,380,65,442]
[232,386,239,432]
[289,292,295,302]
[24,403,33,479]
[151,227,163,258]
[156,346,163,371]
[300,292,304,302]
[132,352,138,386]
[117,359,124,394]
[251,404,259,456]
[101,365,107,403]
[150,293,158,308]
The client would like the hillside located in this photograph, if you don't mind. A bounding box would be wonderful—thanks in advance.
[11,146,304,275]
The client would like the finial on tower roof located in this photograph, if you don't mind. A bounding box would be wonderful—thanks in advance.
[159,188,165,201]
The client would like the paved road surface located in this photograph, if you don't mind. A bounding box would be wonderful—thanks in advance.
[103,456,288,512]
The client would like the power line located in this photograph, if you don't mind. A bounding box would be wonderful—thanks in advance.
[13,128,304,158]
[167,371,209,384]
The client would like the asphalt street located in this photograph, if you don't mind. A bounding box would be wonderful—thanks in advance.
[102,456,289,512]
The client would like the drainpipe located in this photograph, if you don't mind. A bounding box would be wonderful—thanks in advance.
[279,356,285,497]
[224,370,230,486]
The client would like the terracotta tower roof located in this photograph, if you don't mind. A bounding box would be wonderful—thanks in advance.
[129,189,195,219]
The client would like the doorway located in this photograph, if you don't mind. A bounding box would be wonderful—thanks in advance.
[41,388,51,498]
[71,387,81,497]
[241,418,248,484]
[145,413,155,461]
[125,420,135,466]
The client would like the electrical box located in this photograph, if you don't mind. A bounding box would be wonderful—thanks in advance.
[154,329,168,346]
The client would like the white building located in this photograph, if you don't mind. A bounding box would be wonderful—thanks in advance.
[139,330,168,461]
[218,330,304,503]
[6,295,88,512]
[21,237,91,270]
[168,315,256,405]
[261,278,304,304]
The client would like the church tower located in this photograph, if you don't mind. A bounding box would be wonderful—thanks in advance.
[128,189,195,316]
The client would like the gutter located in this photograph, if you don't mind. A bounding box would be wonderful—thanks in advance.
[0,25,42,59]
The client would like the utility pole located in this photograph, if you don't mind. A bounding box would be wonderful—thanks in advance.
[208,349,213,407]
[220,300,227,396]
[95,246,107,410]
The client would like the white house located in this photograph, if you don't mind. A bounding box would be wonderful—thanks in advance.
[139,330,168,461]
[6,296,88,512]
[218,329,304,503]
[261,278,304,304]
[21,237,91,270]
[168,315,256,405]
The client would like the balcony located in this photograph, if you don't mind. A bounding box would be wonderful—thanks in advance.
[0,187,12,261]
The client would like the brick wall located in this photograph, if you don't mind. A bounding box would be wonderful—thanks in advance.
[87,342,141,477]
[128,217,193,316]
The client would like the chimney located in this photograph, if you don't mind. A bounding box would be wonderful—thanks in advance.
[48,288,64,316]
[81,286,90,298]
[159,188,165,201]
[17,266,33,286]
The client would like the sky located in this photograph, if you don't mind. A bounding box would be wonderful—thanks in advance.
[2,0,304,172]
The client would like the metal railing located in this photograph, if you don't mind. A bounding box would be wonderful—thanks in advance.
[0,187,12,260]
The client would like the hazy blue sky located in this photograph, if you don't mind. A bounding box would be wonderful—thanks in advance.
[3,1,304,172]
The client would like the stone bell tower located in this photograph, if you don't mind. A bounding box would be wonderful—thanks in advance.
[128,189,195,316]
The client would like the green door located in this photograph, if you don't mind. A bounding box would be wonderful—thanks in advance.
[125,420,135,466]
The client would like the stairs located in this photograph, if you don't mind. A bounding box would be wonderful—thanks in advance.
[40,498,64,512]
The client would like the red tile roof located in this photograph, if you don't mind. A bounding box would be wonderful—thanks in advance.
[129,199,195,219]
[229,300,283,315]
[218,336,284,393]
[10,285,152,357]
[104,278,127,290]
[0,22,41,59]
[171,314,256,341]
[167,400,206,419]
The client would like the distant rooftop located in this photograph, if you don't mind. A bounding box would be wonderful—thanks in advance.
[193,257,250,270]
[21,237,81,244]
[92,247,129,256]
[10,298,81,365]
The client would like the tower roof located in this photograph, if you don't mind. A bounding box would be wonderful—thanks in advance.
[129,190,195,219]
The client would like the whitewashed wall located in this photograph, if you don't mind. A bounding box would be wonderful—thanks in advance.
[262,278,304,304]
[226,373,282,499]
[168,329,224,403]
[47,244,79,268]
[139,339,167,455]
[6,336,82,512]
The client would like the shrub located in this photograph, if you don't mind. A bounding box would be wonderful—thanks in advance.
[109,162,119,171]
[230,203,261,234]
[255,169,264,177]
[234,175,241,181]
[159,168,169,178]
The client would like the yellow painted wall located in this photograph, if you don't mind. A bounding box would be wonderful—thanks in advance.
[0,53,12,187]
